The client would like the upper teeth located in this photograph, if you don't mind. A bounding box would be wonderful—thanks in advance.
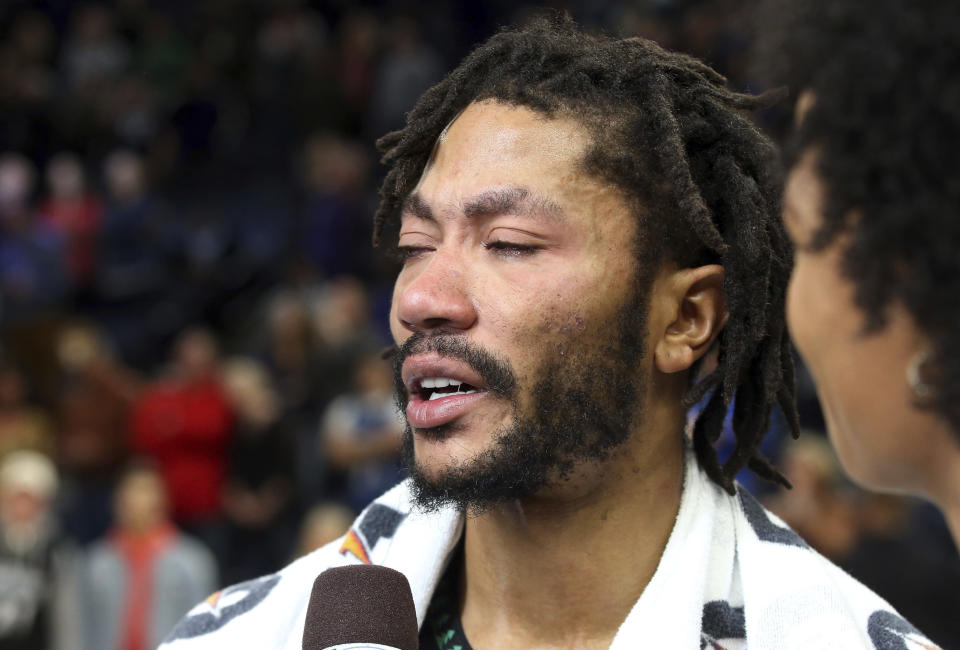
[420,377,462,388]
[419,377,479,401]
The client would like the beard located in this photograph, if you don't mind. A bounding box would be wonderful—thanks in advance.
[392,270,651,514]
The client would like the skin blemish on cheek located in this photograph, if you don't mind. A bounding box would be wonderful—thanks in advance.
[536,308,589,337]
[555,315,587,337]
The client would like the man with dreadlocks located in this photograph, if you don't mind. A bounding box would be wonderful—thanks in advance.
[160,16,929,650]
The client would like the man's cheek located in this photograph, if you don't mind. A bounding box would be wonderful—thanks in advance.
[508,318,588,414]
[533,309,589,344]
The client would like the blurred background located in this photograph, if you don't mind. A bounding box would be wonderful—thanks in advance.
[0,1,956,649]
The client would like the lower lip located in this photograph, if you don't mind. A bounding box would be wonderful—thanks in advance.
[406,391,489,429]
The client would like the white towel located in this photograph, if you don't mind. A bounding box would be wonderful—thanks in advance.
[159,449,939,650]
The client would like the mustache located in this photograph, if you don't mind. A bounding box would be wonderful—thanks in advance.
[392,332,517,407]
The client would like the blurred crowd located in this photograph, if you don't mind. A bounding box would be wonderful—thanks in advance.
[0,1,956,649]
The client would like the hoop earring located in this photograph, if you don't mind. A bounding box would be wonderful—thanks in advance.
[906,349,935,400]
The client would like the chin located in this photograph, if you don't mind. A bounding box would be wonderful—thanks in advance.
[826,415,925,498]
[409,454,446,484]
[406,426,472,479]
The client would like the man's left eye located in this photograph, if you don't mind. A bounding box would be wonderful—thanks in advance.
[482,241,540,256]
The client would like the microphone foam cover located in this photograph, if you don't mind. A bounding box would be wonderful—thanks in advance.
[302,564,419,650]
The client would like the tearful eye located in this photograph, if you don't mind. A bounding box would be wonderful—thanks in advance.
[392,245,433,263]
[482,241,540,256]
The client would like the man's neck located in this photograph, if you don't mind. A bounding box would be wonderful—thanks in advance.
[458,420,685,650]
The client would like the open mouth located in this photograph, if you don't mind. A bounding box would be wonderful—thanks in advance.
[401,355,495,429]
[414,377,481,401]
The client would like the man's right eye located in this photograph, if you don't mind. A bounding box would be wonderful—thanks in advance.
[392,245,432,262]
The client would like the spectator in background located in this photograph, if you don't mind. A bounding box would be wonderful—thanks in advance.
[55,323,141,544]
[0,451,82,650]
[312,276,382,355]
[320,349,402,514]
[0,361,54,462]
[37,153,103,296]
[0,11,57,157]
[84,460,216,650]
[94,149,172,367]
[104,75,158,149]
[302,278,386,502]
[219,358,295,585]
[840,492,960,648]
[0,154,65,325]
[336,10,378,115]
[129,328,232,547]
[260,290,328,422]
[608,7,674,52]
[59,4,130,94]
[763,435,858,562]
[257,289,335,508]
[260,279,383,414]
[766,437,960,645]
[168,57,222,182]
[292,502,353,560]
[298,133,372,280]
[255,279,384,507]
[290,19,354,139]
[135,11,189,107]
[251,4,328,168]
[366,15,443,139]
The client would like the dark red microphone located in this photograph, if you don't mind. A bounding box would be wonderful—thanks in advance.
[301,565,419,650]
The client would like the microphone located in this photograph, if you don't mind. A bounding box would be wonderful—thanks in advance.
[302,564,419,650]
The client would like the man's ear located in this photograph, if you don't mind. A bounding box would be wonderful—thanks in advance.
[654,265,727,374]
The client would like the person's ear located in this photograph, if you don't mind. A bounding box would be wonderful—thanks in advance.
[654,265,727,374]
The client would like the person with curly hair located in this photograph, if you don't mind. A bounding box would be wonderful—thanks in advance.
[757,0,960,549]
[160,16,934,650]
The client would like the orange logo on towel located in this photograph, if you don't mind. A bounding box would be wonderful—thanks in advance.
[339,528,371,564]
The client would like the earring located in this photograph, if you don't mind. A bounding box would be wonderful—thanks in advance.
[906,349,935,400]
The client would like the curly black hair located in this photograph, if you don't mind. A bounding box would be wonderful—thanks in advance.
[373,14,799,494]
[756,0,960,438]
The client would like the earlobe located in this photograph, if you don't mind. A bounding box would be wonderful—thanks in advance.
[654,265,726,374]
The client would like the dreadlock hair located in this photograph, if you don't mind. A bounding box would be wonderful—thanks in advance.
[373,14,799,494]
[756,0,960,439]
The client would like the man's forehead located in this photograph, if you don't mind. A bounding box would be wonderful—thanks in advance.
[402,102,591,221]
[428,100,590,171]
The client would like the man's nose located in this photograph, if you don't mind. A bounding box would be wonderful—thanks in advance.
[395,250,477,334]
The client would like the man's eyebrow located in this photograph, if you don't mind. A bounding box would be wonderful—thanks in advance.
[462,186,564,222]
[400,192,435,222]
[400,186,565,224]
